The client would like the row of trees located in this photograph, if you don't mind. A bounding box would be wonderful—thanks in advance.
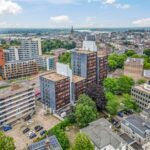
[0,40,21,49]
[42,39,76,53]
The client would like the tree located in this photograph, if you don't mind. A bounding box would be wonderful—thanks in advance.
[0,131,15,150]
[72,133,94,150]
[75,104,97,128]
[122,94,138,111]
[59,52,71,65]
[77,94,97,112]
[86,83,106,110]
[108,59,117,70]
[137,79,146,85]
[125,50,136,57]
[103,78,118,94]
[105,92,119,115]
[116,75,134,94]
[144,49,150,57]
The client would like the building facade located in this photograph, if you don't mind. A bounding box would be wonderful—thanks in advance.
[0,48,5,80]
[124,58,144,80]
[18,38,42,60]
[8,46,19,61]
[35,55,55,71]
[2,59,38,80]
[72,75,86,102]
[40,72,70,113]
[71,50,97,86]
[97,54,108,85]
[131,82,150,110]
[0,84,35,128]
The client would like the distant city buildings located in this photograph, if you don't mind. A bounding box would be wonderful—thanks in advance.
[131,81,150,110]
[0,84,35,128]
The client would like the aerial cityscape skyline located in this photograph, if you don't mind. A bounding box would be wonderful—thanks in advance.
[0,0,150,28]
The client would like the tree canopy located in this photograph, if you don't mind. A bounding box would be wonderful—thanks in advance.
[75,94,97,128]
[72,133,94,150]
[58,52,71,65]
[42,39,76,53]
[108,53,127,70]
[103,75,134,95]
[0,131,15,150]
[144,49,150,57]
[125,50,136,57]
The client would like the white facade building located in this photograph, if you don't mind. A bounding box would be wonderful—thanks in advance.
[82,41,97,52]
[9,46,19,61]
[0,84,35,127]
[18,38,42,60]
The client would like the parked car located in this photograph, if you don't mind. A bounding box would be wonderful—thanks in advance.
[117,112,124,117]
[23,128,30,134]
[3,125,12,132]
[34,125,40,130]
[40,130,46,136]
[35,126,43,132]
[29,133,37,139]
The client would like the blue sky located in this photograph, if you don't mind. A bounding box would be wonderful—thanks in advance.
[0,0,150,28]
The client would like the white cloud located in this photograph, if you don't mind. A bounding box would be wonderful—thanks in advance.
[103,0,115,4]
[48,0,75,4]
[50,15,70,23]
[132,18,150,27]
[88,0,130,9]
[0,0,22,15]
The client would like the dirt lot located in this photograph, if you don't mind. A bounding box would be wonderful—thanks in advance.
[5,105,60,150]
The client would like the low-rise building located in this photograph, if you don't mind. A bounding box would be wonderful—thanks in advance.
[121,114,150,149]
[0,84,35,128]
[2,59,38,80]
[131,82,150,110]
[28,135,62,150]
[81,118,127,150]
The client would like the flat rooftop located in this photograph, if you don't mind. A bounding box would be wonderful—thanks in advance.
[75,50,96,54]
[0,83,33,99]
[42,71,68,82]
[132,84,150,94]
[72,75,85,83]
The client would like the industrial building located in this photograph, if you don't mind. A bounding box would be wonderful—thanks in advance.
[0,84,35,128]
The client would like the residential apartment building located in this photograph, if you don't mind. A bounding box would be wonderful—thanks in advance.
[0,84,35,128]
[35,55,55,71]
[97,53,108,85]
[0,48,5,80]
[40,72,70,113]
[18,38,42,60]
[81,118,127,150]
[124,58,144,80]
[2,59,38,80]
[131,82,150,110]
[72,75,86,102]
[0,48,5,68]
[8,46,19,61]
[71,50,97,86]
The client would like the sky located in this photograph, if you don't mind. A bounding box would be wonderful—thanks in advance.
[0,0,150,28]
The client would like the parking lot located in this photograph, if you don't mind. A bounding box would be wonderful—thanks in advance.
[5,105,60,150]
